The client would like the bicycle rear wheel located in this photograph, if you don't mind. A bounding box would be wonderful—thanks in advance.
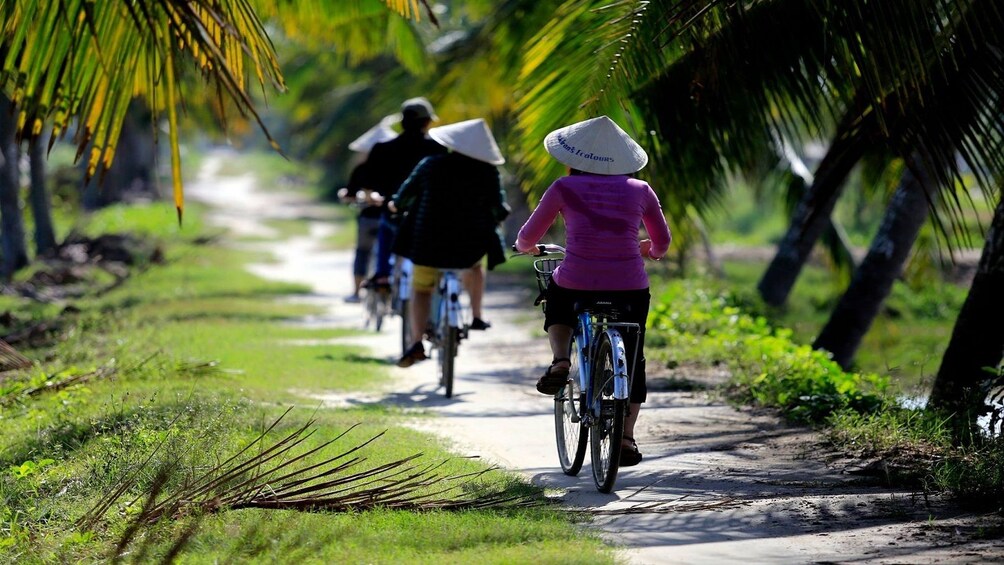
[590,333,625,493]
[554,337,586,475]
[440,326,458,398]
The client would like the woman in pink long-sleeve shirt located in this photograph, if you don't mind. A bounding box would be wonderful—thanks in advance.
[515,116,671,467]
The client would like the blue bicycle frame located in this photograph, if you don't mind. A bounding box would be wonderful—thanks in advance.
[574,312,636,424]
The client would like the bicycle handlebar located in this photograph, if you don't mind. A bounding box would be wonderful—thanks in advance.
[510,243,566,257]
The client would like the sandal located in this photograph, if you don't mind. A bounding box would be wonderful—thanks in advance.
[470,317,491,331]
[536,358,570,395]
[397,341,427,368]
[619,436,643,467]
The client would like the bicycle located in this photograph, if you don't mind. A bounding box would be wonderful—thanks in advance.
[364,281,392,332]
[337,187,392,331]
[428,268,470,398]
[390,255,413,357]
[517,244,639,493]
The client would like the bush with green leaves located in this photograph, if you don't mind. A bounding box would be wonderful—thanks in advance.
[649,280,888,423]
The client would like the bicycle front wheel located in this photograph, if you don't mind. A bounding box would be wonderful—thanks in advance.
[374,295,386,332]
[364,290,378,330]
[554,337,586,475]
[440,327,458,398]
[590,333,625,493]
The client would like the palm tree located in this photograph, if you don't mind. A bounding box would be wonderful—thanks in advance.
[928,195,1004,438]
[756,110,874,306]
[506,0,1003,434]
[0,93,28,275]
[0,0,288,221]
[1,0,436,237]
[812,157,936,369]
[27,134,56,256]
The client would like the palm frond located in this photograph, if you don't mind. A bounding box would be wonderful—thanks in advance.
[0,0,284,221]
[381,0,439,25]
[254,0,431,74]
[515,0,658,200]
[79,410,542,534]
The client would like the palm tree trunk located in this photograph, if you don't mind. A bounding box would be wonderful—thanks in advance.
[0,95,29,277]
[928,195,1004,441]
[82,101,156,209]
[812,158,933,369]
[757,123,868,307]
[693,212,724,278]
[28,135,57,255]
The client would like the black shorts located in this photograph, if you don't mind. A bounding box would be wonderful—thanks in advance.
[543,282,651,404]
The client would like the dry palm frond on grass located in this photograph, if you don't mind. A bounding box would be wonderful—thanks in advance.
[0,354,158,406]
[0,365,115,406]
[0,339,31,374]
[79,408,541,531]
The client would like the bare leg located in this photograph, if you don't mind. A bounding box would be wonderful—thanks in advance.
[464,263,485,320]
[547,324,573,369]
[353,275,364,297]
[624,402,641,444]
[409,288,432,347]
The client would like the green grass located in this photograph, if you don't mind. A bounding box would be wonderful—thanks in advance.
[0,199,610,562]
[715,259,964,394]
[320,205,370,251]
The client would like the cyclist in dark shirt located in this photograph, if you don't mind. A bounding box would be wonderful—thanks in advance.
[389,118,509,367]
[355,97,446,287]
[337,117,398,302]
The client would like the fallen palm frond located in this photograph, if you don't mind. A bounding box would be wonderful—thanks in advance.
[1,354,156,406]
[79,408,541,534]
[0,365,116,406]
[0,339,31,374]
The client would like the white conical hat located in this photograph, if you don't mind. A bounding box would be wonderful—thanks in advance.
[543,116,648,175]
[348,115,399,153]
[428,118,505,165]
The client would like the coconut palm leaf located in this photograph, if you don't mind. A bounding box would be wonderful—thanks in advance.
[80,410,541,536]
[648,0,1004,218]
[514,1,661,198]
[0,1,439,222]
[0,0,284,222]
[254,0,432,74]
[515,0,1004,228]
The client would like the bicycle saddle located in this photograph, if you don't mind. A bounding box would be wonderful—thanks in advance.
[573,299,630,319]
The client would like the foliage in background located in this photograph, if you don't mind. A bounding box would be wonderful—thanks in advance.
[649,279,889,423]
[0,0,285,219]
[647,275,1004,508]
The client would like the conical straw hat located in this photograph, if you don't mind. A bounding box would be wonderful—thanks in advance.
[428,118,505,165]
[543,116,648,175]
[348,115,399,153]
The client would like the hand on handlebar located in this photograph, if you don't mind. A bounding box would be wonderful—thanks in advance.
[511,242,564,256]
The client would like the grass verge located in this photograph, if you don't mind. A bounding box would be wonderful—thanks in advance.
[0,199,611,562]
[648,276,1004,512]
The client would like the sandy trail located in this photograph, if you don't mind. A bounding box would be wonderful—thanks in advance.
[188,152,1000,564]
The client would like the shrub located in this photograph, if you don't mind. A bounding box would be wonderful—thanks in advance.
[650,280,888,423]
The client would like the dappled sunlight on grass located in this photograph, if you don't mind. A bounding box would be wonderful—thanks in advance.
[0,190,608,562]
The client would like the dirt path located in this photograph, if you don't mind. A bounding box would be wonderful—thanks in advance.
[189,152,1001,564]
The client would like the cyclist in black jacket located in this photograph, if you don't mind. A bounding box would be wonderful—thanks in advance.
[355,97,446,288]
